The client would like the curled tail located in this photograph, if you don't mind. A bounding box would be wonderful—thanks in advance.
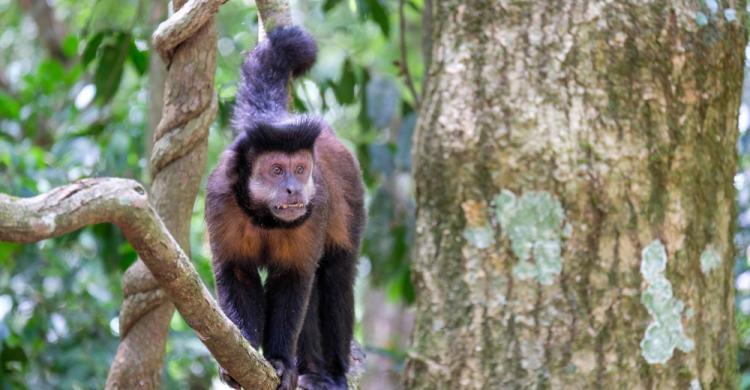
[232,26,318,132]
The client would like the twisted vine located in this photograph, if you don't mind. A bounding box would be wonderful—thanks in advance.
[106,0,223,387]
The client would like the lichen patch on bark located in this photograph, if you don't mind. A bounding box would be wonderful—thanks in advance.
[699,244,721,274]
[494,190,567,285]
[639,240,694,364]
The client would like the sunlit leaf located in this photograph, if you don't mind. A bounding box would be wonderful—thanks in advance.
[0,242,20,267]
[0,93,20,120]
[38,59,66,93]
[62,35,79,59]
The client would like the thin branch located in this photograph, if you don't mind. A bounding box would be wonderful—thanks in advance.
[255,0,292,39]
[0,178,279,390]
[17,0,68,64]
[398,0,419,108]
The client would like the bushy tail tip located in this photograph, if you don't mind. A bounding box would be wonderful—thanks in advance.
[266,26,318,77]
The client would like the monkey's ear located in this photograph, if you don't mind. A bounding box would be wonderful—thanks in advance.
[219,150,241,182]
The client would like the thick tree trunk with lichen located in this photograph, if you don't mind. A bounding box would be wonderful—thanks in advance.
[405,1,745,389]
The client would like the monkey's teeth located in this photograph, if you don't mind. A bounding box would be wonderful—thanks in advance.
[276,203,304,210]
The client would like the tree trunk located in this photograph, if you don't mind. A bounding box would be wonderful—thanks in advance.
[405,1,745,389]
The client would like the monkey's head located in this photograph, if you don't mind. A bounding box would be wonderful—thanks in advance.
[231,117,322,228]
[249,149,315,222]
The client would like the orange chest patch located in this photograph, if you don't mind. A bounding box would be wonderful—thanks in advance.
[225,218,323,271]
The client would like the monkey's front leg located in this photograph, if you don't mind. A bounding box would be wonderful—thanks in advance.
[213,261,266,389]
[263,266,314,390]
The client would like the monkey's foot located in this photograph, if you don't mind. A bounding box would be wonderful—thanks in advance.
[219,366,241,389]
[298,372,347,390]
[269,358,299,390]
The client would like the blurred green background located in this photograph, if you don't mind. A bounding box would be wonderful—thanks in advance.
[0,0,420,388]
[4,0,750,389]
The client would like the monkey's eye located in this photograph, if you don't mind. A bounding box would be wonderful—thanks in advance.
[295,165,305,175]
[271,166,283,176]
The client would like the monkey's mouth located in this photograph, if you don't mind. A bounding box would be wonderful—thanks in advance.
[270,202,308,221]
[273,202,305,210]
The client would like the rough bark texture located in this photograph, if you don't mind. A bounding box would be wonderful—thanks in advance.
[406,1,745,389]
[0,179,279,390]
[106,0,221,387]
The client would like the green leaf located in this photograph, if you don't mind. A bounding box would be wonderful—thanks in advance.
[335,59,357,104]
[357,68,371,130]
[82,32,105,66]
[292,91,307,112]
[37,59,66,92]
[362,0,390,37]
[0,342,27,366]
[217,98,234,128]
[62,34,79,58]
[0,242,20,267]
[0,93,20,120]
[94,33,130,104]
[128,40,148,75]
[323,0,343,12]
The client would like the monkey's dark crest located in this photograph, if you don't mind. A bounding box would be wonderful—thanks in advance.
[206,25,365,390]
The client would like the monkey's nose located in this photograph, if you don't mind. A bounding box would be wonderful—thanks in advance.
[286,187,293,195]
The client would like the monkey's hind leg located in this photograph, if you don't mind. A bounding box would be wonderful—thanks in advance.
[297,276,325,373]
[314,246,357,390]
[298,277,342,390]
[264,266,315,390]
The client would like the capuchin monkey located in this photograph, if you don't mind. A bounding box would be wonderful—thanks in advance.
[205,26,365,390]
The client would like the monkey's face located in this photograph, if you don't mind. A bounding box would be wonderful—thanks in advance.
[248,150,316,222]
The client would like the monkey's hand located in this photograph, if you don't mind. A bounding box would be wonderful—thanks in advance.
[268,358,298,390]
[219,366,242,389]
